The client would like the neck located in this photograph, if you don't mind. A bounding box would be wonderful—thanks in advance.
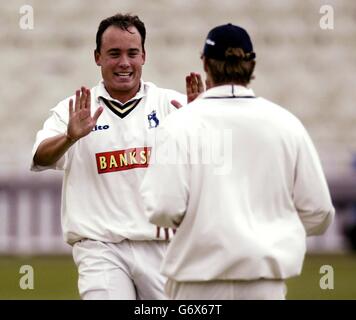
[105,83,141,104]
[212,81,246,88]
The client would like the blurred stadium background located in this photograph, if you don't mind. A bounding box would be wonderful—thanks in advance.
[0,0,356,299]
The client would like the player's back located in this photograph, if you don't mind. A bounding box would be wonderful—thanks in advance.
[158,85,311,281]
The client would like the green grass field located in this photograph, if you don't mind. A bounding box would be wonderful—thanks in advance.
[0,254,355,299]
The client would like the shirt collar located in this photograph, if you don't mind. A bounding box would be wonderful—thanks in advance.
[200,84,255,99]
[95,79,146,105]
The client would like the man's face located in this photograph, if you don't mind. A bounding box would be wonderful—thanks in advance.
[95,25,145,102]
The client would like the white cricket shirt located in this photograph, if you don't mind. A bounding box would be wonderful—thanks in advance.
[31,80,186,245]
[141,84,335,281]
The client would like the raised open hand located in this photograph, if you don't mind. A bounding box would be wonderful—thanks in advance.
[67,87,103,142]
[186,72,204,103]
[171,72,205,109]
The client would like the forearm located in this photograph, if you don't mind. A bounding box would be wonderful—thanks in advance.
[33,133,76,167]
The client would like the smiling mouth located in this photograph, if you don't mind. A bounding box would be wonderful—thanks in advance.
[113,72,133,78]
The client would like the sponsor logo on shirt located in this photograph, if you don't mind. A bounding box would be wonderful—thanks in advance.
[95,147,151,174]
[92,124,109,131]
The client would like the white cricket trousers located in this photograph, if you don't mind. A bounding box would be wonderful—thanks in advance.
[72,239,168,300]
[165,278,287,300]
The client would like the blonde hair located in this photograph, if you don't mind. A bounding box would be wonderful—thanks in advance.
[206,47,256,86]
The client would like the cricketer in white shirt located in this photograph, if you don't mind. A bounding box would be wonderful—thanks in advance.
[32,80,185,244]
[141,84,335,298]
[31,11,188,300]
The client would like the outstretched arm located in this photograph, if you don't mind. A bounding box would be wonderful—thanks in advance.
[33,87,103,167]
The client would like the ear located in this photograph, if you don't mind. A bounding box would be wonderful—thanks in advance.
[94,50,101,66]
[142,50,146,65]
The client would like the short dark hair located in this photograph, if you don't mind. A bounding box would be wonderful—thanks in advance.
[95,13,146,53]
[205,48,256,86]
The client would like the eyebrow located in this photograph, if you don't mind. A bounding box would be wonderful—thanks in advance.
[107,48,120,54]
[128,48,140,53]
